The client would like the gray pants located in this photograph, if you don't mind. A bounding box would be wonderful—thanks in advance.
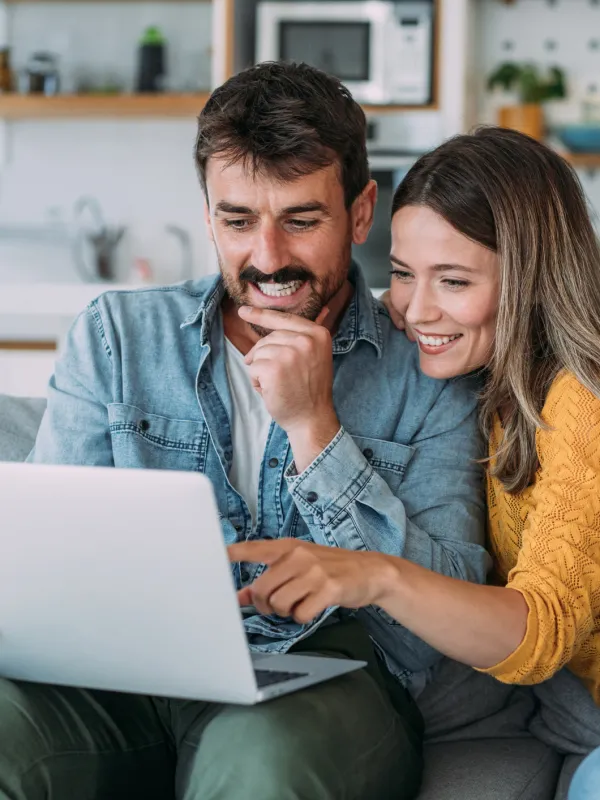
[417,658,600,799]
[417,658,600,755]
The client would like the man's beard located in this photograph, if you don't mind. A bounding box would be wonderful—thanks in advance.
[218,249,351,338]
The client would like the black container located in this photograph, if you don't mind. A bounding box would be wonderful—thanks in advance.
[136,27,166,93]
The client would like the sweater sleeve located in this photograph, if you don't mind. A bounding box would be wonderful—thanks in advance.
[479,374,600,686]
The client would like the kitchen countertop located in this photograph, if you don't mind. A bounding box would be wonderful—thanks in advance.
[0,282,387,344]
[0,283,145,343]
[0,283,143,318]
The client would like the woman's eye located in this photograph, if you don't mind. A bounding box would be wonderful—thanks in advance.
[390,268,413,281]
[443,279,470,289]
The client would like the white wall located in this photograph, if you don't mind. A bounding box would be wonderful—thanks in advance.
[6,1,212,94]
[475,0,600,224]
[0,0,480,289]
[0,350,55,396]
[0,117,210,284]
[7,1,598,289]
[0,1,215,285]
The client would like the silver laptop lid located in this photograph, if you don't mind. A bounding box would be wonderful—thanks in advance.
[0,463,257,704]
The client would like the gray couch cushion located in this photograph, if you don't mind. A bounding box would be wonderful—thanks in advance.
[0,395,46,462]
[418,739,563,800]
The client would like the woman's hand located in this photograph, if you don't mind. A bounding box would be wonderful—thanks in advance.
[228,539,392,624]
[230,538,530,670]
[379,290,415,341]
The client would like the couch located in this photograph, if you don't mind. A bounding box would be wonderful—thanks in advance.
[0,393,580,799]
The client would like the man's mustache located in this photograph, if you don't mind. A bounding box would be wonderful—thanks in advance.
[239,265,314,284]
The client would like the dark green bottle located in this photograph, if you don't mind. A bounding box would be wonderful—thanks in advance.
[137,26,166,93]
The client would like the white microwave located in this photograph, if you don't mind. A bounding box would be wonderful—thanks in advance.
[256,1,434,106]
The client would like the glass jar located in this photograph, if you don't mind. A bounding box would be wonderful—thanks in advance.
[0,48,13,93]
[21,52,60,96]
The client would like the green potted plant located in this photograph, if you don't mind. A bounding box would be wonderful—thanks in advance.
[487,62,566,140]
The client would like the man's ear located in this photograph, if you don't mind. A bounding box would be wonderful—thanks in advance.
[351,180,377,246]
[204,198,214,243]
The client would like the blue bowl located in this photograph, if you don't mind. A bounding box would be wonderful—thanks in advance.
[554,124,600,153]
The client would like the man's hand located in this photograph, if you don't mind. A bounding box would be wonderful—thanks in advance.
[239,306,341,472]
[379,290,415,341]
[229,538,392,624]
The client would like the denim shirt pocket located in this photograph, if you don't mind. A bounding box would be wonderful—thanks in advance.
[108,403,209,471]
[350,435,415,495]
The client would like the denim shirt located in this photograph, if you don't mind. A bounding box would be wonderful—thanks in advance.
[30,265,490,688]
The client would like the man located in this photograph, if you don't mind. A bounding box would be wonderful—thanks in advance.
[4,62,488,799]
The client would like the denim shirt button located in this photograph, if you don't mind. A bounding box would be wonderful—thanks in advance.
[198,381,207,390]
[240,568,250,583]
[306,491,318,503]
[234,524,243,533]
[139,419,150,432]
[363,448,373,460]
[268,457,279,468]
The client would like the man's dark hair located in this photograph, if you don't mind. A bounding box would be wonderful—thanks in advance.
[195,61,369,209]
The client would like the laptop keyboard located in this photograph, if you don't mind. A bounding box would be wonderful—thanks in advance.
[254,669,309,688]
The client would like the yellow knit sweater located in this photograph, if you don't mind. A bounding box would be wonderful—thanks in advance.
[483,372,600,705]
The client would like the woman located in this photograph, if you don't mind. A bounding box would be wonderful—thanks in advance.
[230,127,600,795]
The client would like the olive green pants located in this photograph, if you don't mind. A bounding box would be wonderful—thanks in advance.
[0,621,423,800]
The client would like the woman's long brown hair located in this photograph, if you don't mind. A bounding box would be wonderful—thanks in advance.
[392,126,600,492]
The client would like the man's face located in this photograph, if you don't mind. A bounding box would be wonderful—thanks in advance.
[204,158,375,335]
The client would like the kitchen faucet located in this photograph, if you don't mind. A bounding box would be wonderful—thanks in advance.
[165,224,194,282]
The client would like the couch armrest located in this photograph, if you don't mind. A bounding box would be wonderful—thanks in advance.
[0,395,47,462]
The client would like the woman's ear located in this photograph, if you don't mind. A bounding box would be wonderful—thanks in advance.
[351,180,378,245]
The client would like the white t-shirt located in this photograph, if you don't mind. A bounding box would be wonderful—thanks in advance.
[224,338,272,524]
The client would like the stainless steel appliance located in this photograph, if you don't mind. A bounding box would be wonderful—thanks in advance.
[352,118,424,290]
[256,0,434,106]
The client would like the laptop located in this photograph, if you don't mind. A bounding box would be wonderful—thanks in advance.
[0,463,365,704]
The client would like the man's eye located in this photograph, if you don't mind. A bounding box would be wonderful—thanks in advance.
[224,219,251,230]
[390,269,413,281]
[288,219,318,230]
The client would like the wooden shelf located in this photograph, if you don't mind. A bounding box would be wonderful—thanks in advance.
[5,1,210,3]
[0,93,211,119]
[562,152,600,169]
[0,341,57,351]
[0,93,438,119]
[361,103,437,114]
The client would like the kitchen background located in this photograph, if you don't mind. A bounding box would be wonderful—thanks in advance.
[1,0,599,394]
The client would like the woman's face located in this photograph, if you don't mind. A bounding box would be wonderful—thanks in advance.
[390,205,500,380]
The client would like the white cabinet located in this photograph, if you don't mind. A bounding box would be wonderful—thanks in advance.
[0,350,56,397]
[0,282,137,397]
